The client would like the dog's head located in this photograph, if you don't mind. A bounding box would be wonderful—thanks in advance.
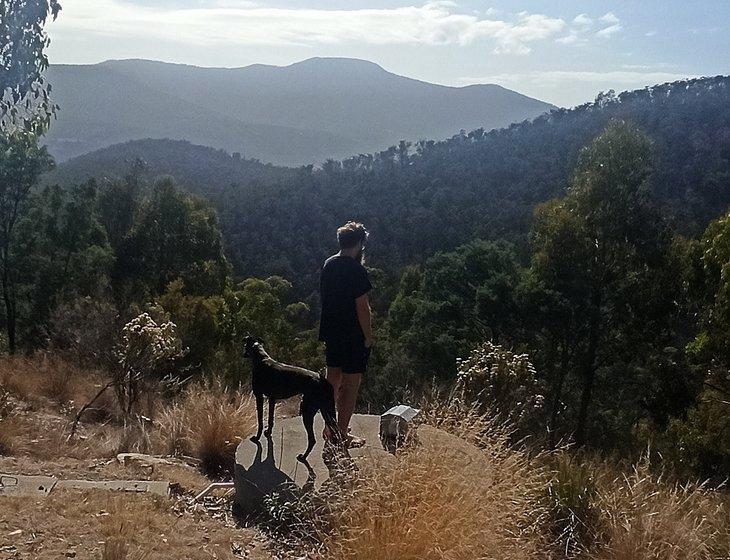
[243,335,264,357]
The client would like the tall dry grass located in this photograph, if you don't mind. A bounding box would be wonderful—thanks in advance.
[272,391,729,560]
[0,352,104,406]
[154,378,257,476]
[0,353,256,473]
[590,463,729,560]
[288,393,550,560]
[316,439,548,560]
[543,452,729,560]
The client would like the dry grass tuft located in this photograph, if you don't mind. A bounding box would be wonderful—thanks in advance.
[591,462,729,560]
[417,385,507,448]
[154,378,256,476]
[0,417,19,455]
[305,396,548,560]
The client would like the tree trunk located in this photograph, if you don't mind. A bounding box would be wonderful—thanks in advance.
[548,341,570,449]
[575,301,600,447]
[1,261,16,354]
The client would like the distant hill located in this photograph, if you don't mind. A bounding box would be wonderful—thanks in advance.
[46,138,296,196]
[44,58,554,165]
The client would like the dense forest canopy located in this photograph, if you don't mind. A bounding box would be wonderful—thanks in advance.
[216,76,729,298]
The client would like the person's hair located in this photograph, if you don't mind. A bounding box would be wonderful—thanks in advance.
[337,221,368,250]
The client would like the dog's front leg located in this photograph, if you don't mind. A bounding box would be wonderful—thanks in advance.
[297,407,316,463]
[251,393,264,442]
[264,398,276,437]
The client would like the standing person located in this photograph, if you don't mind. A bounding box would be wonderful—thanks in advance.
[319,221,374,447]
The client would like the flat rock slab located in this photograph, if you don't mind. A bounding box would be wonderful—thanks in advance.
[56,479,170,496]
[0,474,169,497]
[235,413,389,514]
[0,474,57,497]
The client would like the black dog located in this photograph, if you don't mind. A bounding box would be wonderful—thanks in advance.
[244,336,340,462]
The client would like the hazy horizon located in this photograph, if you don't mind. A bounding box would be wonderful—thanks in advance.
[45,1,729,107]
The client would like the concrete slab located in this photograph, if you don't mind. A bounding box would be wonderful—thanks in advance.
[55,479,170,496]
[0,473,169,497]
[234,413,390,514]
[0,474,58,497]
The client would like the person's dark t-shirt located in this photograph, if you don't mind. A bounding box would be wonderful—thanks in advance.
[318,254,372,344]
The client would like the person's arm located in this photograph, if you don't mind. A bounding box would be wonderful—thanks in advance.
[355,293,375,347]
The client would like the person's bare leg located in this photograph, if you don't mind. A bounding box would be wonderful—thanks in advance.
[338,373,362,443]
[324,366,342,440]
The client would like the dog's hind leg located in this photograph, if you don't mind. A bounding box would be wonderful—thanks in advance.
[251,393,264,442]
[264,398,276,437]
[297,404,317,463]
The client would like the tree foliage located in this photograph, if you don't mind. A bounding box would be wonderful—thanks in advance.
[0,0,61,133]
[0,131,54,351]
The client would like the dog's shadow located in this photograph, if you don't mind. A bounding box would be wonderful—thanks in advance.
[235,434,317,519]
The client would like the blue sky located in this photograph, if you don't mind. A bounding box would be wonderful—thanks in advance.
[46,0,730,106]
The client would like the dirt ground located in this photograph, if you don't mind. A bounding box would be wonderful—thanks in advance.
[0,489,274,559]
[0,454,281,559]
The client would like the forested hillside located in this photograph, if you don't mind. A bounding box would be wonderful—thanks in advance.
[46,138,297,196]
[225,76,728,293]
[52,76,730,300]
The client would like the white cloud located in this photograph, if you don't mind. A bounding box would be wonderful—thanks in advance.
[597,24,622,37]
[572,13,592,30]
[622,63,676,71]
[595,12,621,38]
[556,34,580,45]
[460,67,696,107]
[461,69,694,88]
[49,0,565,54]
[555,12,596,46]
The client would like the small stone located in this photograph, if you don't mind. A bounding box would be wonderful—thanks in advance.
[8,529,22,536]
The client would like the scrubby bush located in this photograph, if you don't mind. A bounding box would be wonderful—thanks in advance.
[456,341,544,433]
[116,312,183,414]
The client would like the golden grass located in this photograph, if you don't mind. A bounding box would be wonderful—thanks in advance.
[0,490,262,559]
[590,462,729,560]
[0,354,256,475]
[0,352,111,413]
[317,442,547,560]
[154,378,257,476]
[299,395,549,560]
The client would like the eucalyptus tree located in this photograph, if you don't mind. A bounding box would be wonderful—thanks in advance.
[1,0,61,133]
[531,120,678,446]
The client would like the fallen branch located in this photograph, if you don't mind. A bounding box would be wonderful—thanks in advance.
[67,380,116,440]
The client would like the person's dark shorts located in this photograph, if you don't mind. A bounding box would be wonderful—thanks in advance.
[325,339,371,374]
